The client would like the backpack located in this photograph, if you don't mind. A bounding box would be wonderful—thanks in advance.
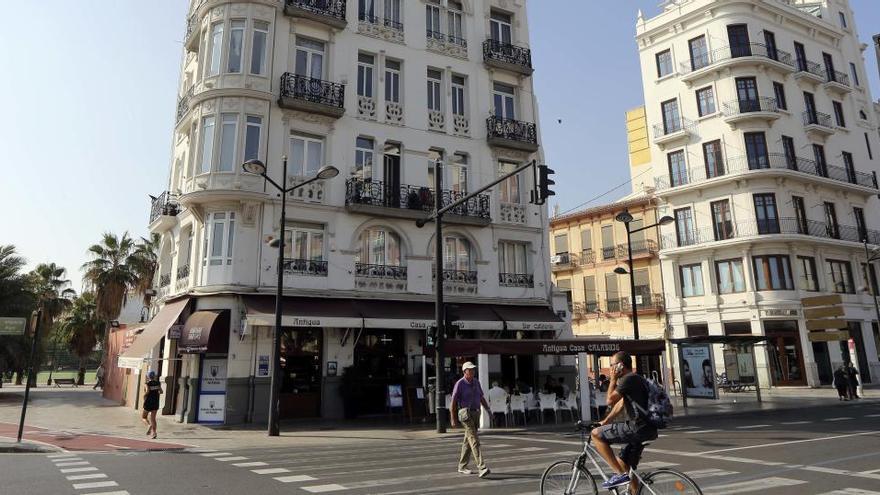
[631,378,674,429]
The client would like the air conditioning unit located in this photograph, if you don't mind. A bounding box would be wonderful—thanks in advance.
[551,255,563,264]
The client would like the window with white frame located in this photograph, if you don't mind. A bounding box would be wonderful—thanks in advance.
[355,137,374,181]
[679,263,704,297]
[449,153,468,194]
[498,161,521,204]
[285,224,324,261]
[203,212,235,266]
[443,235,473,271]
[448,1,464,44]
[427,69,442,111]
[227,20,245,73]
[427,148,443,187]
[451,75,466,116]
[498,241,528,274]
[426,0,442,38]
[489,10,512,43]
[218,113,238,172]
[289,134,323,176]
[493,82,515,119]
[384,0,401,26]
[358,53,375,98]
[208,23,223,76]
[250,21,269,75]
[197,116,215,174]
[715,258,745,294]
[358,228,402,266]
[244,116,262,162]
[359,0,375,21]
[294,37,325,80]
[384,59,400,103]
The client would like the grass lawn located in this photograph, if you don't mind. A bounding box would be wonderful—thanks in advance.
[34,371,98,385]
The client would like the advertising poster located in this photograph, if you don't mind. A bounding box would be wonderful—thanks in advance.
[681,345,717,399]
[257,355,269,377]
[197,394,226,423]
[198,358,227,423]
[200,359,227,392]
[387,384,403,408]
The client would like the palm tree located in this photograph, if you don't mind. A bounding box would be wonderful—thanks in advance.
[57,293,102,385]
[81,232,139,346]
[131,233,161,309]
[31,263,76,329]
[0,245,36,386]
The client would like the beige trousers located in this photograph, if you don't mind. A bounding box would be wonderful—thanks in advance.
[458,410,486,471]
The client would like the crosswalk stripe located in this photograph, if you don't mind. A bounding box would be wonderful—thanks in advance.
[818,490,880,495]
[47,453,76,458]
[864,414,880,418]
[79,491,129,495]
[685,429,721,434]
[200,452,232,457]
[704,477,806,494]
[52,457,83,462]
[60,467,100,473]
[302,484,347,493]
[274,475,317,483]
[66,474,109,481]
[215,456,249,462]
[252,468,290,475]
[824,417,854,421]
[781,421,812,425]
[55,461,91,467]
[736,424,770,429]
[685,468,739,479]
[232,461,268,467]
[72,481,119,490]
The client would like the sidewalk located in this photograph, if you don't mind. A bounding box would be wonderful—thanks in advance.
[1,384,877,451]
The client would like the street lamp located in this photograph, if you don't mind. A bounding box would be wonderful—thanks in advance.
[242,157,339,436]
[614,208,674,340]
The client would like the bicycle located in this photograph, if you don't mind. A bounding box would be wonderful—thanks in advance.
[540,421,702,495]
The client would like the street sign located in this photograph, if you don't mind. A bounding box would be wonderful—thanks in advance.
[804,306,845,319]
[806,319,849,331]
[0,317,27,335]
[808,331,850,342]
[801,294,843,307]
[167,324,183,339]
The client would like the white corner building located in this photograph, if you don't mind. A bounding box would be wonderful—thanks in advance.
[636,0,880,388]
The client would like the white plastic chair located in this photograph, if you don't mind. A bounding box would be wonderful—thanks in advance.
[488,392,510,427]
[562,392,579,421]
[510,394,528,425]
[525,392,541,423]
[539,393,559,424]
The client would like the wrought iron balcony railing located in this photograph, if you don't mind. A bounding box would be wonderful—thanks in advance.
[679,42,794,74]
[344,178,491,220]
[499,273,534,288]
[176,85,194,122]
[158,273,171,288]
[355,263,407,280]
[176,265,190,281]
[601,246,617,260]
[285,0,347,24]
[482,39,532,72]
[606,299,622,313]
[551,252,579,269]
[825,68,850,87]
[660,217,880,249]
[282,258,328,276]
[722,96,778,117]
[796,58,826,79]
[580,249,596,265]
[279,73,345,110]
[486,116,538,147]
[359,14,403,31]
[803,110,833,128]
[149,191,180,224]
[616,239,658,259]
[573,301,600,318]
[621,293,665,313]
[435,269,478,285]
[653,116,696,138]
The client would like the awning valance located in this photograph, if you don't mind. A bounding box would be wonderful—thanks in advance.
[119,298,189,362]
[443,338,666,356]
[447,304,504,331]
[354,300,435,329]
[669,335,769,345]
[180,310,230,354]
[243,296,362,328]
[492,304,566,331]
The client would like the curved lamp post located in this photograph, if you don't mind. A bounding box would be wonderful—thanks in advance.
[242,157,339,436]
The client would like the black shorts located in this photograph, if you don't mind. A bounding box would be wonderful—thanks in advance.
[596,422,657,468]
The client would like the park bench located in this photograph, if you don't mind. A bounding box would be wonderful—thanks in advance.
[53,378,78,388]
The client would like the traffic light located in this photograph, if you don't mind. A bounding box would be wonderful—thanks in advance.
[536,164,555,205]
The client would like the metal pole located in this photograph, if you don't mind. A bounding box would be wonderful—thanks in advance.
[267,158,287,437]
[865,239,880,337]
[18,309,41,443]
[434,159,446,434]
[750,344,762,404]
[626,224,639,341]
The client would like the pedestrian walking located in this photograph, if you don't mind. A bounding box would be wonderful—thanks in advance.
[450,361,491,478]
[846,362,860,400]
[833,364,849,401]
[93,364,105,390]
[141,370,162,439]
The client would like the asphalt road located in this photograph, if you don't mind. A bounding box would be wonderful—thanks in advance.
[2,400,879,495]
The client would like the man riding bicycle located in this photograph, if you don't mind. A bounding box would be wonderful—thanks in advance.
[591,351,658,491]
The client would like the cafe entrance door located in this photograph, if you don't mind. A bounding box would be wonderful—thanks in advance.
[764,320,806,386]
[279,328,323,419]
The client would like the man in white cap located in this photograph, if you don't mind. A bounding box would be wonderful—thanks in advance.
[450,361,491,478]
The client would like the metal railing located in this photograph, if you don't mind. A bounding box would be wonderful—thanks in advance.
[621,293,665,312]
[359,14,403,31]
[551,252,579,269]
[426,29,445,41]
[572,301,600,318]
[486,116,538,146]
[661,217,880,249]
[436,269,478,284]
[825,68,850,87]
[483,39,532,70]
[499,273,534,288]
[355,263,407,280]
[176,265,190,281]
[601,246,616,260]
[286,0,347,23]
[149,192,179,224]
[606,299,622,313]
[722,96,778,117]
[679,42,794,74]
[803,110,833,128]
[580,249,596,265]
[344,178,491,220]
[652,116,697,138]
[616,239,658,258]
[176,85,194,122]
[796,58,826,79]
[158,273,171,288]
[282,258,328,276]
[447,34,467,47]
[280,73,345,109]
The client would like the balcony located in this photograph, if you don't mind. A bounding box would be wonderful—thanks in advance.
[175,265,190,291]
[601,246,616,261]
[482,39,533,76]
[621,293,665,314]
[184,12,200,52]
[149,192,180,229]
[433,269,477,295]
[654,152,878,193]
[426,30,468,59]
[678,43,794,84]
[616,239,658,259]
[551,252,578,272]
[344,178,491,226]
[824,69,852,95]
[499,273,534,288]
[580,249,596,265]
[283,258,328,277]
[722,97,780,127]
[486,116,539,152]
[572,301,599,319]
[652,116,696,148]
[355,263,406,280]
[660,217,880,250]
[803,110,835,138]
[278,73,345,118]
[606,299,623,314]
[358,14,404,43]
[176,85,194,123]
[283,0,347,29]
[793,59,826,84]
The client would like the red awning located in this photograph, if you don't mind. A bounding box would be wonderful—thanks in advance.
[179,310,230,354]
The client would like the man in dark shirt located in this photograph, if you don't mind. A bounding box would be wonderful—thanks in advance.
[590,351,658,490]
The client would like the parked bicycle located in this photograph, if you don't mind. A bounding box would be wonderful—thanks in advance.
[540,421,702,495]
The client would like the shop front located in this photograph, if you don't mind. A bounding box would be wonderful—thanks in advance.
[763,320,806,386]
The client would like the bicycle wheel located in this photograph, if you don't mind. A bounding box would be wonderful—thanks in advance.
[638,469,702,495]
[540,460,598,495]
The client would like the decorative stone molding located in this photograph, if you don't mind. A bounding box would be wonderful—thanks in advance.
[499,202,527,224]
[426,36,468,59]
[385,101,404,125]
[357,20,404,44]
[428,110,446,132]
[287,176,325,203]
[357,95,376,120]
[452,114,470,136]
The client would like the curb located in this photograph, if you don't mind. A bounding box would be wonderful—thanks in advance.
[0,442,59,454]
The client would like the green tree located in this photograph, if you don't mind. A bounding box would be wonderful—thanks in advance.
[57,293,102,385]
[0,245,35,385]
[81,232,139,348]
[131,233,161,309]
[26,263,75,386]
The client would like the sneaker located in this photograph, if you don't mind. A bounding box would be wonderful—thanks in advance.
[478,467,491,478]
[457,468,473,475]
[601,473,630,489]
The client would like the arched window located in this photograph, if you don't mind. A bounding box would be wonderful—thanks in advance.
[432,235,473,272]
[357,228,402,266]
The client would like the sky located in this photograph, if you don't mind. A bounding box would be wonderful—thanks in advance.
[1,0,879,292]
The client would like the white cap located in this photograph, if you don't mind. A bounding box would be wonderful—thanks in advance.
[462,361,477,371]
